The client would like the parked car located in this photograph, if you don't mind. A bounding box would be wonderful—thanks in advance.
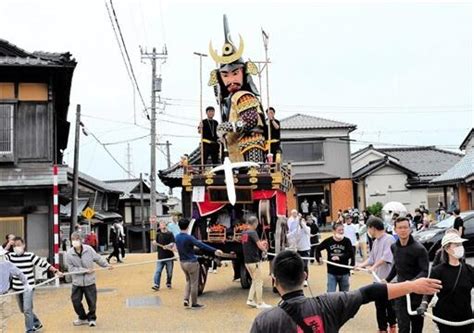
[413,211,474,260]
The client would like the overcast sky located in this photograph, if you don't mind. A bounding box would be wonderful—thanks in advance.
[1,0,472,193]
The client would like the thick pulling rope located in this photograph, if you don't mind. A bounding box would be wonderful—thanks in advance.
[0,256,178,298]
[268,251,474,327]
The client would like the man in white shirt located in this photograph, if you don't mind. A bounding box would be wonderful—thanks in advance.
[287,209,300,234]
[343,214,358,263]
[287,217,311,287]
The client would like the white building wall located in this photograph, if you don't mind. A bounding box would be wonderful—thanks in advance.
[364,166,429,213]
[352,152,384,173]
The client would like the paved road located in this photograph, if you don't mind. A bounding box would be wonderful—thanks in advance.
[6,253,440,332]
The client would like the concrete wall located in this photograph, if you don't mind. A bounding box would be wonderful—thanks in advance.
[364,166,428,212]
[283,138,352,178]
[352,151,384,173]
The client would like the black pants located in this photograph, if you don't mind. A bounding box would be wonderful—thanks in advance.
[395,295,424,333]
[71,284,97,321]
[203,143,219,165]
[269,142,280,157]
[297,250,310,280]
[108,243,120,262]
[375,297,397,330]
[118,240,125,259]
[309,244,317,263]
[437,323,473,333]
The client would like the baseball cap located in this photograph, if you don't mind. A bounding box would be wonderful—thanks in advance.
[441,233,467,247]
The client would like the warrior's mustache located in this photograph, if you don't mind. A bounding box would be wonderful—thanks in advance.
[226,82,242,88]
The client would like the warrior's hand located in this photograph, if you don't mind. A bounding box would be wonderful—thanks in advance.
[217,121,243,137]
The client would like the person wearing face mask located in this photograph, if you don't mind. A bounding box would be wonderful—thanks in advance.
[66,232,113,327]
[316,223,354,292]
[250,250,442,333]
[6,237,62,332]
[418,233,474,333]
[0,247,30,332]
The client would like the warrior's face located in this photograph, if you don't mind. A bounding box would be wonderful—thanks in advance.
[220,67,244,93]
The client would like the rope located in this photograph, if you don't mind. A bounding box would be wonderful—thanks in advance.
[266,251,381,281]
[0,256,177,298]
[406,293,474,327]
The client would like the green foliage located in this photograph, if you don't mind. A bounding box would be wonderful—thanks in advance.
[367,202,383,217]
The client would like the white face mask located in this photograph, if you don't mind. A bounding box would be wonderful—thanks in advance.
[334,233,344,241]
[452,246,465,259]
[72,240,81,248]
[13,246,24,255]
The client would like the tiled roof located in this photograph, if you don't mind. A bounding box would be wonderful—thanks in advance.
[431,150,474,184]
[378,147,463,177]
[460,128,474,150]
[159,147,200,180]
[0,39,76,67]
[66,167,122,193]
[353,156,417,180]
[105,179,167,200]
[0,165,68,188]
[280,113,356,131]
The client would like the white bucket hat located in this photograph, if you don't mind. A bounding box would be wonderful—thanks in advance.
[441,233,467,247]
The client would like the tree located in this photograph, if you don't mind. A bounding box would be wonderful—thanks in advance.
[367,202,383,217]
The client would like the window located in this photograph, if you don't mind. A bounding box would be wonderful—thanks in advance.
[0,104,14,161]
[282,141,324,162]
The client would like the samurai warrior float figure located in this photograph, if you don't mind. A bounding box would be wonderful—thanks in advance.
[209,15,267,164]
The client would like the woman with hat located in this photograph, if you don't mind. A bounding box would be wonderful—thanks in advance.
[419,232,474,332]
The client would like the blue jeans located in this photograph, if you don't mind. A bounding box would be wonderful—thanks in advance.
[327,273,350,292]
[154,260,173,287]
[16,290,41,332]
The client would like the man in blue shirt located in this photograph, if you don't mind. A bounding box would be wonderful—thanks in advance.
[175,218,223,309]
[0,247,30,332]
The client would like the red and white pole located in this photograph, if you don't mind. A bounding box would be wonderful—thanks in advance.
[53,165,60,286]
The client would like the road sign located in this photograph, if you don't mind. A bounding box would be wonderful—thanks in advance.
[82,207,95,220]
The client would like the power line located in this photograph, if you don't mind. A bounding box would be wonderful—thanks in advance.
[103,134,151,146]
[106,0,149,118]
[85,127,136,178]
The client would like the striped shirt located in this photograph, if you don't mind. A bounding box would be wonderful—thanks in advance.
[6,252,51,291]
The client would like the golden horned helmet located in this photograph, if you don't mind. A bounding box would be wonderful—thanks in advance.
[209,15,245,66]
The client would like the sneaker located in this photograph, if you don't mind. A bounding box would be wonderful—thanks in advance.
[190,303,206,309]
[166,284,172,289]
[303,281,308,287]
[33,323,43,332]
[151,285,160,291]
[208,268,214,273]
[183,300,189,307]
[73,319,89,326]
[246,300,257,308]
[256,303,272,309]
[89,321,96,327]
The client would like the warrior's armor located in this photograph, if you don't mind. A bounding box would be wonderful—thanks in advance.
[208,15,267,163]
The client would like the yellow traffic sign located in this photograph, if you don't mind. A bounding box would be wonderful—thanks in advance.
[82,207,95,220]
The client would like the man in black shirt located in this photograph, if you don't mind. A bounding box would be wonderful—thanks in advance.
[198,106,220,165]
[386,217,429,333]
[251,250,442,333]
[453,209,464,237]
[242,216,271,309]
[151,221,176,291]
[265,107,281,157]
[316,223,354,292]
[412,208,423,231]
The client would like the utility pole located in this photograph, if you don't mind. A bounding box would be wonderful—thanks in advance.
[70,104,81,236]
[262,30,271,147]
[141,46,167,251]
[125,143,133,179]
[193,52,207,165]
[139,172,146,252]
[157,140,172,195]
